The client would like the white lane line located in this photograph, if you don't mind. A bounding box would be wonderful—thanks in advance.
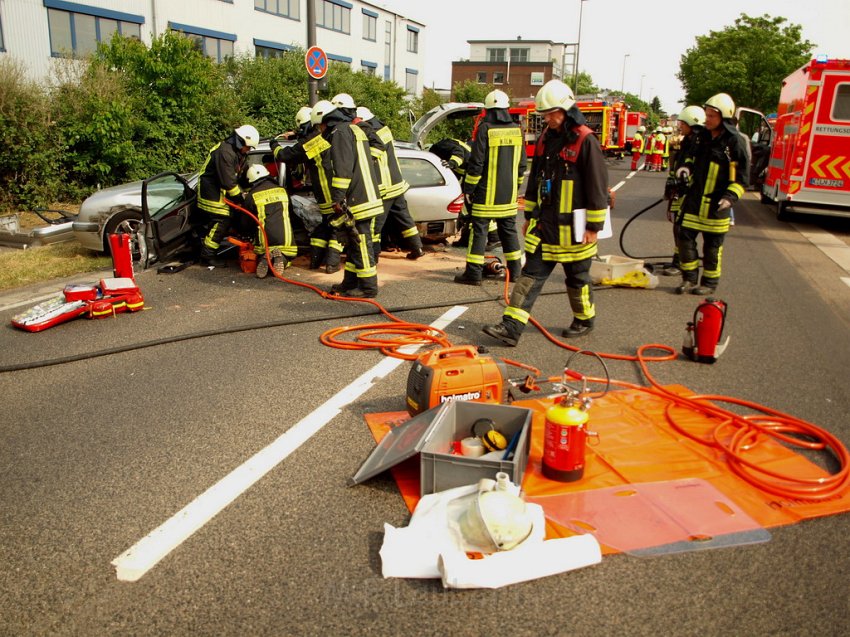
[111,305,468,582]
[791,225,850,274]
[611,179,627,192]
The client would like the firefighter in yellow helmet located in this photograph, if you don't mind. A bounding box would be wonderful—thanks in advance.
[482,79,609,346]
[630,125,646,171]
[676,93,748,295]
[454,89,527,285]
[243,164,294,278]
[197,124,258,266]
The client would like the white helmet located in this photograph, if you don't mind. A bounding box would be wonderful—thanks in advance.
[355,106,375,121]
[311,100,337,125]
[234,124,259,148]
[534,79,575,113]
[655,126,663,133]
[484,89,510,109]
[637,125,646,133]
[704,92,735,119]
[246,164,270,184]
[295,106,313,128]
[332,93,356,109]
[678,105,706,127]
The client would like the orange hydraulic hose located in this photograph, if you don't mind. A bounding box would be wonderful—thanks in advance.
[227,199,849,501]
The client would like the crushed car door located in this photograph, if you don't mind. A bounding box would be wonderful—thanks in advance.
[141,172,197,269]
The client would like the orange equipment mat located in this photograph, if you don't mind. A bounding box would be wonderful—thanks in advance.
[364,385,850,552]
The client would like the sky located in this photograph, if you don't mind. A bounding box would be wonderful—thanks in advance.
[378,0,850,114]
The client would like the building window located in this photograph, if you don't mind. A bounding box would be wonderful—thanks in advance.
[406,26,418,53]
[487,48,506,63]
[476,72,487,84]
[361,60,377,75]
[317,0,351,34]
[169,22,235,63]
[493,72,504,85]
[254,0,299,20]
[45,1,143,58]
[362,10,377,41]
[384,20,391,70]
[327,52,351,68]
[255,39,293,58]
[510,48,529,62]
[405,68,417,94]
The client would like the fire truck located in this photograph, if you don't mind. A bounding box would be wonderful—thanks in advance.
[625,111,648,149]
[761,56,850,220]
[575,99,629,156]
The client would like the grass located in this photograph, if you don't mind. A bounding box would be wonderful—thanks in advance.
[0,206,111,292]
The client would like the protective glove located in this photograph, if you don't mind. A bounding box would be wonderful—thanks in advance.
[463,193,473,207]
[664,177,678,201]
[675,166,691,181]
[440,159,453,169]
[717,198,732,212]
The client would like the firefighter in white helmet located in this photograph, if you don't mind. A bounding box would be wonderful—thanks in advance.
[661,106,706,277]
[243,164,294,278]
[454,89,527,286]
[676,93,748,295]
[482,79,609,346]
[197,124,259,266]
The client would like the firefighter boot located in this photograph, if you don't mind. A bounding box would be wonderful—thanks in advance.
[200,246,225,268]
[482,321,520,347]
[271,249,288,276]
[309,247,324,270]
[563,286,594,338]
[255,253,269,279]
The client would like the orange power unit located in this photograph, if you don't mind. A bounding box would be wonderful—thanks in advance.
[406,346,508,415]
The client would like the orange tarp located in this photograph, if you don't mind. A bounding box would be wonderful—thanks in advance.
[364,385,850,551]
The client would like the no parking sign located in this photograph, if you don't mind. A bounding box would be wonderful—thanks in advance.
[305,46,328,80]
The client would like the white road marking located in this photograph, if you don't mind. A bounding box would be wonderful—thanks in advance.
[611,179,627,192]
[791,224,850,274]
[111,305,468,582]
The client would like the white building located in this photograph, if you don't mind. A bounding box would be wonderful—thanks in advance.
[0,0,425,93]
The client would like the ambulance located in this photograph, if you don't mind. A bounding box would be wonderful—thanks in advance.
[761,56,850,220]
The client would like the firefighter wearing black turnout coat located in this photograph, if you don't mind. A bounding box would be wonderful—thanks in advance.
[243,164,294,278]
[322,102,384,298]
[197,125,258,266]
[483,80,609,346]
[454,90,527,285]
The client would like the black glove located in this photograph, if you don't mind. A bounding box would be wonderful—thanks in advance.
[664,177,677,201]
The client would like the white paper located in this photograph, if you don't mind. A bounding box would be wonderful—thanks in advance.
[572,207,613,240]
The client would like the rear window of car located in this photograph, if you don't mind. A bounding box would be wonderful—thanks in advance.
[399,157,446,188]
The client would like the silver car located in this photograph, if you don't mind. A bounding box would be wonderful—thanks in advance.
[72,140,463,267]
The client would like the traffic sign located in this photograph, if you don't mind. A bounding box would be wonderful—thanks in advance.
[305,46,328,80]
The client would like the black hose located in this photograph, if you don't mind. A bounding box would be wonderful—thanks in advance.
[616,197,675,264]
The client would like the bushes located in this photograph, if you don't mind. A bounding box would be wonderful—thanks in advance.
[0,32,446,213]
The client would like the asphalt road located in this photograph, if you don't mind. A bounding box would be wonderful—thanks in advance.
[1,161,849,636]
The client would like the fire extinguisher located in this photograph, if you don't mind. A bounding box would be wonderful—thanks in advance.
[682,297,730,364]
[542,394,595,482]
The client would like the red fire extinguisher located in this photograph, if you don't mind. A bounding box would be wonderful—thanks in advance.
[682,297,730,364]
[542,395,595,482]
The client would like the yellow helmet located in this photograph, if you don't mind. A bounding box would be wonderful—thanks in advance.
[678,105,706,127]
[295,106,312,128]
[534,79,575,113]
[704,93,735,119]
[484,89,510,109]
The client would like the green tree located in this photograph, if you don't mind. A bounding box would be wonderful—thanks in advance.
[574,71,598,97]
[677,13,812,114]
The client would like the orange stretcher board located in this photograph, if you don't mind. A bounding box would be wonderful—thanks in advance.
[363,386,850,554]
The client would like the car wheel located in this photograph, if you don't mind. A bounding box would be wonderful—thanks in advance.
[776,200,792,222]
[103,209,144,260]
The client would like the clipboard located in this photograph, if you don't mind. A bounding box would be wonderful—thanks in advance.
[572,207,612,240]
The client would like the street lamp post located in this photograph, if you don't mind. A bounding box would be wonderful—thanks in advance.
[639,74,646,101]
[573,0,588,92]
[620,53,630,93]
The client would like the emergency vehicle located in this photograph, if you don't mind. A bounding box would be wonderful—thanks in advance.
[625,111,648,149]
[762,56,850,220]
[575,99,629,156]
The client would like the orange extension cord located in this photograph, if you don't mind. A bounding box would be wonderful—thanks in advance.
[228,199,850,501]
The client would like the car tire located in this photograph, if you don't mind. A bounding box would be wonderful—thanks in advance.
[103,208,143,260]
[776,200,792,222]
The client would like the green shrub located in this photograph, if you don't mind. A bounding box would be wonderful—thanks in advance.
[0,58,61,211]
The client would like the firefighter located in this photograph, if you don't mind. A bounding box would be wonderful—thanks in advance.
[676,93,748,295]
[197,124,258,266]
[482,79,609,346]
[271,105,340,273]
[454,89,527,286]
[322,101,384,298]
[630,125,646,171]
[662,126,673,171]
[661,105,705,277]
[243,164,294,278]
[651,126,666,172]
[356,106,425,262]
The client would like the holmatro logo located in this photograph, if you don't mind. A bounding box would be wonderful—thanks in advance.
[440,391,481,403]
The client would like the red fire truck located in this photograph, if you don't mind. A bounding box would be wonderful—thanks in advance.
[762,56,850,219]
[575,99,629,156]
[625,111,648,148]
